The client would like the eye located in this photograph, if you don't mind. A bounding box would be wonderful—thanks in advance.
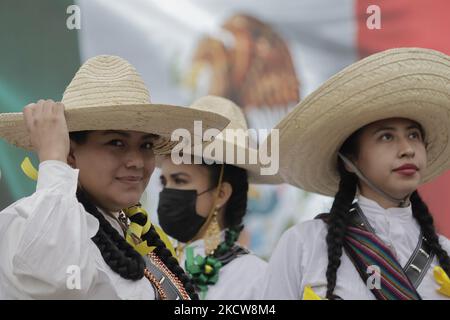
[108,139,124,147]
[409,131,422,141]
[380,133,393,141]
[159,176,166,187]
[174,178,187,185]
[142,142,154,150]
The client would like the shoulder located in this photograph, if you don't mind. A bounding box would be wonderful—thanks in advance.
[438,234,450,254]
[278,218,328,249]
[229,252,267,269]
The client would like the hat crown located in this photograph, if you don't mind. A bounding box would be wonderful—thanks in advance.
[61,55,151,109]
[189,95,248,131]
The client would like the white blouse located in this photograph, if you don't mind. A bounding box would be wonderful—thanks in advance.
[0,160,155,299]
[260,195,450,300]
[178,235,267,300]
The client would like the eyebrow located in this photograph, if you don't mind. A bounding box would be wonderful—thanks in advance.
[372,125,421,135]
[170,172,190,179]
[102,130,157,140]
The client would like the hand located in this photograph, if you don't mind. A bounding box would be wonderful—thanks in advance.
[23,99,70,163]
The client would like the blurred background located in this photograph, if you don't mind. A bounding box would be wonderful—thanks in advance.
[1,0,449,259]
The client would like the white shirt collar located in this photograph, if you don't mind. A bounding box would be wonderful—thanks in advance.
[97,207,125,236]
[357,194,413,222]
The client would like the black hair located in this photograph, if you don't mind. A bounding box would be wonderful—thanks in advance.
[70,131,199,299]
[203,162,249,231]
[324,123,450,299]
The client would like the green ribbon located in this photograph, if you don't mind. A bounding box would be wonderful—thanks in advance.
[184,226,243,299]
[185,246,223,298]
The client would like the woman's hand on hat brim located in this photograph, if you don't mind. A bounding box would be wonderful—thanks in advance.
[23,99,70,164]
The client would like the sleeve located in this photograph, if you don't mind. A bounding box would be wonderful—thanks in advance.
[259,226,304,300]
[0,160,101,298]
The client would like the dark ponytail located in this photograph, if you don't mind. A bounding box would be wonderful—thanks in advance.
[410,191,450,275]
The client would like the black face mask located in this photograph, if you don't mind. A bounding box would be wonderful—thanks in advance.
[157,188,209,243]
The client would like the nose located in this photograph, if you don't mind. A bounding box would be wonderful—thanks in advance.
[124,148,145,169]
[398,137,415,158]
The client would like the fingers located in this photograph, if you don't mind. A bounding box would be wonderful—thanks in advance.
[23,99,65,131]
[23,103,35,132]
[53,101,65,116]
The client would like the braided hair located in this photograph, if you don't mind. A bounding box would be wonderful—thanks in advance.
[135,216,199,299]
[324,161,358,299]
[323,128,360,299]
[71,131,199,299]
[76,190,146,279]
[410,191,450,276]
[204,162,249,233]
[324,124,450,299]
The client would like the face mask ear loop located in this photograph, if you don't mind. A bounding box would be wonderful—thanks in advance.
[338,153,410,208]
[192,164,225,240]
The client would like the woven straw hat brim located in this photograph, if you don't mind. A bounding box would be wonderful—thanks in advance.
[0,104,229,151]
[272,47,450,196]
[188,136,283,185]
[156,95,283,185]
[156,139,283,185]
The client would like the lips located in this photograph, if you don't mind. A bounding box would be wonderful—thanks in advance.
[393,164,419,176]
[116,176,143,184]
[393,164,419,171]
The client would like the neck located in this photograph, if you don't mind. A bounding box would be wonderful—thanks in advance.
[359,186,410,209]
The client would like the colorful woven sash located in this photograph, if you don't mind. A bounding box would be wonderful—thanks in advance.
[344,225,421,300]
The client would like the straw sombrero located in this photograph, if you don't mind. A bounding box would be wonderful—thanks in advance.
[0,55,229,153]
[158,95,282,184]
[271,47,450,196]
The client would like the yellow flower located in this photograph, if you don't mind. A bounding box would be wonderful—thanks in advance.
[302,286,322,300]
[434,266,450,297]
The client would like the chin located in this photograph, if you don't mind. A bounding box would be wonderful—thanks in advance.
[114,194,142,209]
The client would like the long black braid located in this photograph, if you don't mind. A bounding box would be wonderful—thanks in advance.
[324,162,358,299]
[323,127,361,299]
[138,221,199,299]
[76,190,146,280]
[71,131,198,299]
[410,191,450,275]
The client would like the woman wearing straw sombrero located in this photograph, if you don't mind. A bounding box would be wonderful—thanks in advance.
[0,55,230,299]
[156,95,281,299]
[261,48,450,300]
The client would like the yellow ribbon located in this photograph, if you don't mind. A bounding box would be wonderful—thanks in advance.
[302,286,323,300]
[123,205,177,259]
[21,157,38,181]
[434,266,450,297]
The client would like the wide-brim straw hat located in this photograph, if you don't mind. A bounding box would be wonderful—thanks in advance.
[0,55,229,154]
[158,95,282,184]
[270,47,450,196]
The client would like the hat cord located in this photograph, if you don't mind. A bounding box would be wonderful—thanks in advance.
[338,153,410,207]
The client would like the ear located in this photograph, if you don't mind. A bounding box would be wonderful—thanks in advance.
[343,161,355,173]
[67,141,77,169]
[216,181,233,209]
[340,153,357,174]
